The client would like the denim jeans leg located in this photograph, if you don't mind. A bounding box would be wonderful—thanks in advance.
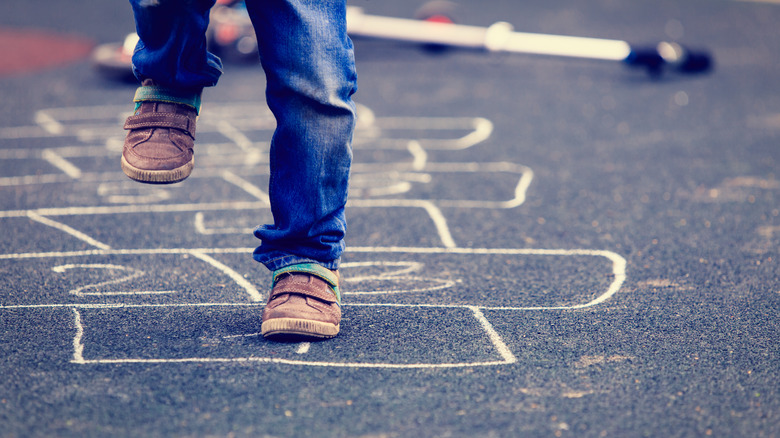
[245,0,358,271]
[129,0,223,90]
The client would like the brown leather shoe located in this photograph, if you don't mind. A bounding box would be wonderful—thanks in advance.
[261,264,342,339]
[121,79,198,184]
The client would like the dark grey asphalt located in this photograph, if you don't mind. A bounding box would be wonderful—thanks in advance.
[1,0,779,437]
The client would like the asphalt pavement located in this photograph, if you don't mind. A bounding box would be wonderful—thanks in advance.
[1,0,778,436]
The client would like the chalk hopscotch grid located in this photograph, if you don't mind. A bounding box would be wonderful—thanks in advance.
[0,103,627,368]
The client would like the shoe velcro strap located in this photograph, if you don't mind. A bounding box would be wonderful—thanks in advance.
[269,277,341,304]
[134,85,202,114]
[272,263,341,304]
[123,112,196,134]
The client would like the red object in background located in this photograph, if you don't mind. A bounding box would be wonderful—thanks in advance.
[0,27,94,77]
[423,15,454,24]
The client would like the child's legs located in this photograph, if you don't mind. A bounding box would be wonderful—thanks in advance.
[129,0,222,90]
[245,0,358,271]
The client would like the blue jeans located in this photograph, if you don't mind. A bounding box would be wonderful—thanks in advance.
[129,0,357,271]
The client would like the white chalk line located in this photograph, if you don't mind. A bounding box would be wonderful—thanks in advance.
[0,244,624,258]
[0,200,268,218]
[341,260,425,278]
[53,263,140,296]
[26,211,111,250]
[0,125,56,139]
[222,332,261,339]
[357,117,493,150]
[354,181,413,197]
[75,291,176,296]
[34,111,64,135]
[36,105,130,122]
[214,120,264,166]
[51,263,176,297]
[0,247,245,260]
[71,356,513,368]
[344,277,457,295]
[97,182,172,205]
[0,170,127,187]
[187,250,263,302]
[468,306,517,364]
[215,120,255,152]
[4,302,261,310]
[72,308,85,364]
[219,335,339,360]
[194,212,255,235]
[421,202,457,248]
[0,167,193,187]
[220,171,271,205]
[407,140,427,170]
[348,171,430,198]
[0,145,116,160]
[1,299,612,312]
[40,149,82,179]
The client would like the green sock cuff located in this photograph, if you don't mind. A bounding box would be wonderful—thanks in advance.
[273,263,341,304]
[133,85,202,114]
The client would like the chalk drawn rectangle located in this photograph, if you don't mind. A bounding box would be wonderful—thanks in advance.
[0,254,260,308]
[74,306,509,368]
[342,247,626,310]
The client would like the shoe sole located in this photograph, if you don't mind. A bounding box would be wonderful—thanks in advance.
[261,318,339,339]
[121,155,194,184]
